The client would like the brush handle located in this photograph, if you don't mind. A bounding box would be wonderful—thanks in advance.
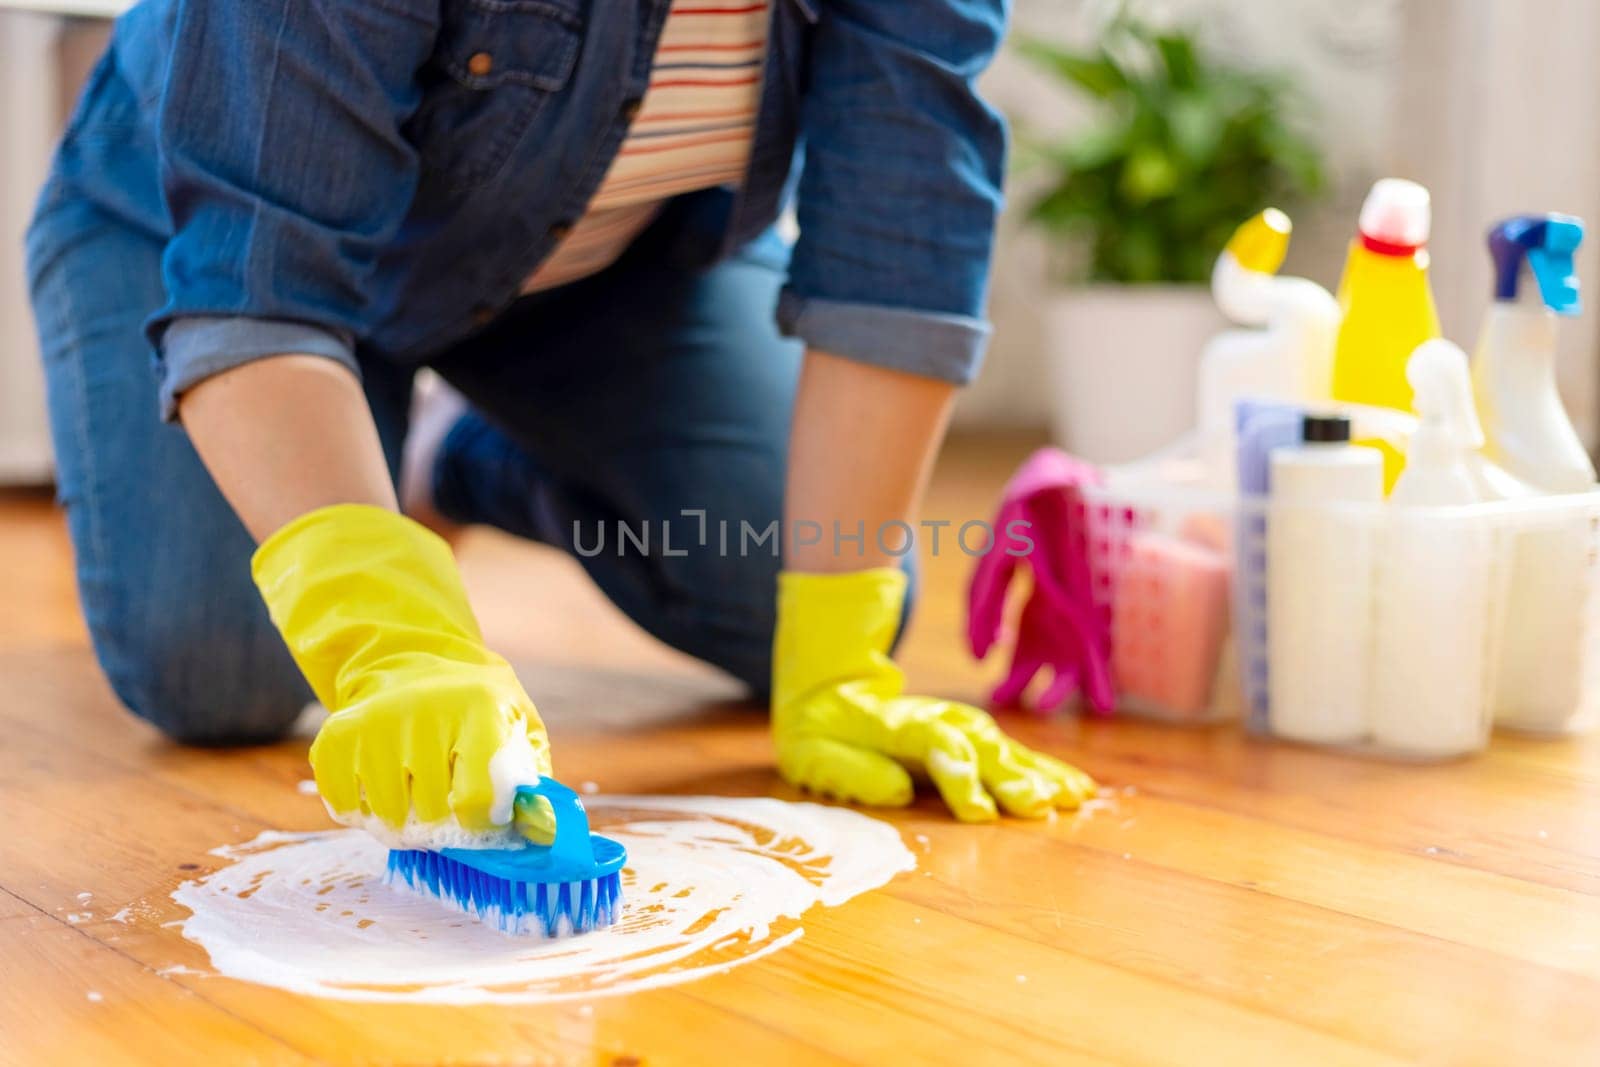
[515,777,596,868]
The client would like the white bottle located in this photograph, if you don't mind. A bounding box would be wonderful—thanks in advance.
[1472,214,1596,493]
[1267,415,1384,744]
[1473,216,1598,733]
[1197,210,1341,489]
[1370,340,1494,757]
[1389,340,1485,506]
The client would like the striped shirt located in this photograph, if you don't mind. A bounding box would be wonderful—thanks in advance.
[522,1,769,292]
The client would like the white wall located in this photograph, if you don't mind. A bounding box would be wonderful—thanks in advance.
[1390,0,1600,444]
[0,11,62,483]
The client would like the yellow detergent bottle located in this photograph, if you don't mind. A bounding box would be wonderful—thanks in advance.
[1330,178,1443,489]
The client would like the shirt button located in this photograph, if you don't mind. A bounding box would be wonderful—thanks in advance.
[467,51,493,77]
[547,220,574,241]
[620,97,643,122]
[471,303,498,326]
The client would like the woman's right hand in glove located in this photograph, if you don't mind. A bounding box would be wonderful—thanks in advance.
[252,504,556,847]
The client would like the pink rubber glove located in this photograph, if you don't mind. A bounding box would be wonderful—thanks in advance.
[968,448,1114,716]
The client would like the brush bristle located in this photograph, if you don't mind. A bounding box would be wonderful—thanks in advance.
[386,850,623,937]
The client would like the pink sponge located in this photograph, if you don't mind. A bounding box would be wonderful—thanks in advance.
[1111,531,1230,717]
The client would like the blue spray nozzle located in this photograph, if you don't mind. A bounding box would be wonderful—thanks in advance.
[1489,214,1584,314]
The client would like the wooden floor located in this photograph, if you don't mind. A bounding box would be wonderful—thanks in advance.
[4,434,1600,1065]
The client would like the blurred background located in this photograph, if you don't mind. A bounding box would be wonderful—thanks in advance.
[3,0,1599,481]
[977,0,1600,458]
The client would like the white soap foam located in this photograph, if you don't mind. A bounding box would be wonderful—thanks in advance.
[170,795,913,1004]
[326,803,534,851]
[485,732,548,827]
[315,733,553,851]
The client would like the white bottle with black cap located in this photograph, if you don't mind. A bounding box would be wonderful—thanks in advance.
[1267,413,1385,744]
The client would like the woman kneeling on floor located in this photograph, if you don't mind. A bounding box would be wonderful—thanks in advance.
[27,0,1094,845]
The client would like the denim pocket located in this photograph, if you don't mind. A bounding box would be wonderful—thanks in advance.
[410,0,585,194]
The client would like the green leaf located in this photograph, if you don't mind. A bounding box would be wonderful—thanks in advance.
[1120,145,1179,203]
[1014,11,1328,283]
[1115,217,1166,283]
[1063,119,1130,170]
[1016,37,1128,99]
[1155,32,1199,90]
[1166,92,1224,165]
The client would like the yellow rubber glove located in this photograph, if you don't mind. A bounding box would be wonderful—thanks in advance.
[773,568,1096,822]
[252,504,555,846]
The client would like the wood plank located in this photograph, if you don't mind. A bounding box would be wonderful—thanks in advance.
[685,900,1404,1067]
[7,435,1600,1063]
[0,717,846,1066]
[58,679,1596,921]
[0,491,86,651]
[1027,720,1600,896]
[0,709,1373,1066]
[0,891,307,1066]
[2,668,1589,1064]
[24,665,1596,986]
[882,821,1600,1063]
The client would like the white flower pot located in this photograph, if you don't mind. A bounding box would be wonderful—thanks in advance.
[1045,285,1225,465]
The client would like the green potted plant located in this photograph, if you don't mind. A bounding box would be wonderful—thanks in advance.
[1018,8,1326,462]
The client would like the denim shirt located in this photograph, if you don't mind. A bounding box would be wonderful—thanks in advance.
[101,0,1008,417]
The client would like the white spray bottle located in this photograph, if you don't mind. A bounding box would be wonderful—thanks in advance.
[1390,340,1485,506]
[1372,340,1494,756]
[1473,218,1598,732]
[1472,214,1596,494]
[1197,209,1341,488]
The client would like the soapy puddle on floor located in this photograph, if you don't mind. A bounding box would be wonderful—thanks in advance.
[170,796,914,1004]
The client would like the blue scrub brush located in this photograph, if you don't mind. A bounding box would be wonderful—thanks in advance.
[386,776,626,937]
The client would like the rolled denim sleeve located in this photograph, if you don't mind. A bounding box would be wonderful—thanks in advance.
[145,1,439,419]
[779,0,1008,385]
[158,317,359,420]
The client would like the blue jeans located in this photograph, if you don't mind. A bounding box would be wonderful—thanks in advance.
[29,175,805,743]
